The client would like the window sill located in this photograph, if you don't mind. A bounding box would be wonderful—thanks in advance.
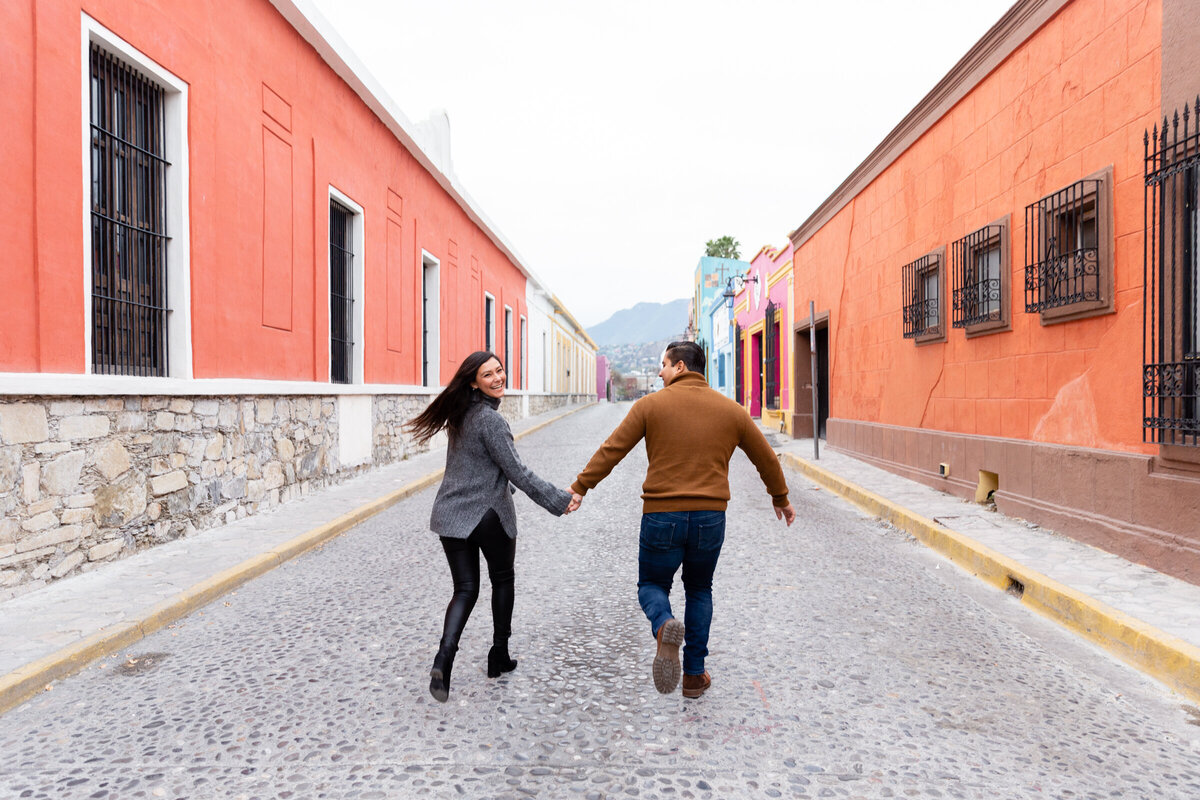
[1154,444,1200,476]
[913,327,947,346]
[964,316,1011,338]
[1037,297,1114,325]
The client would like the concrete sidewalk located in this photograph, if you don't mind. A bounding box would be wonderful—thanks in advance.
[765,427,1200,704]
[0,402,593,716]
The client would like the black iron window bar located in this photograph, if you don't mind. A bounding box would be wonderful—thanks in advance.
[1144,96,1200,445]
[90,44,170,377]
[330,201,355,384]
[485,297,494,352]
[764,300,780,410]
[734,321,744,405]
[952,226,1004,328]
[1024,179,1103,313]
[902,254,940,339]
[505,310,513,387]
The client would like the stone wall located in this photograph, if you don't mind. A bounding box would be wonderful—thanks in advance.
[0,393,589,599]
[525,393,593,419]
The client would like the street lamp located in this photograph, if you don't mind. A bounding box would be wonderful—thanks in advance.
[722,273,757,310]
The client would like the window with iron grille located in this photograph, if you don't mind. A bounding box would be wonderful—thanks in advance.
[1024,170,1114,322]
[734,322,744,405]
[329,200,355,384]
[901,249,945,343]
[952,218,1010,336]
[764,301,780,410]
[1144,97,1200,447]
[90,44,170,376]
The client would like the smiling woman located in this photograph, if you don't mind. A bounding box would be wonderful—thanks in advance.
[403,350,576,702]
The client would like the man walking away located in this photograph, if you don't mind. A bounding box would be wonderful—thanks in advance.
[569,341,795,698]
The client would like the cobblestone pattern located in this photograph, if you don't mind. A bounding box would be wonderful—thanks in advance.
[3,403,1200,798]
[0,394,587,599]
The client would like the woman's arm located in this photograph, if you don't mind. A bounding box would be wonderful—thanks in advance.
[479,413,572,515]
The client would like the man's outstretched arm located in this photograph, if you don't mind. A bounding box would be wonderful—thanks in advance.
[570,403,647,496]
[737,412,794,525]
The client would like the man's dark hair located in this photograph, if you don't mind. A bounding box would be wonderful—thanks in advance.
[664,341,705,375]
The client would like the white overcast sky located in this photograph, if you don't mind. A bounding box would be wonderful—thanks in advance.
[308,0,1015,327]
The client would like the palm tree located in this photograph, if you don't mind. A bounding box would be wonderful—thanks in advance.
[705,236,740,259]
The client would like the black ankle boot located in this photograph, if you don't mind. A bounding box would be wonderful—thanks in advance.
[430,646,456,703]
[487,644,517,678]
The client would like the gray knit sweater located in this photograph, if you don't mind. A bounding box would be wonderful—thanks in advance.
[429,394,571,539]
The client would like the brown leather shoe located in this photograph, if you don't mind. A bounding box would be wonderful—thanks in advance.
[681,670,711,698]
[652,618,685,694]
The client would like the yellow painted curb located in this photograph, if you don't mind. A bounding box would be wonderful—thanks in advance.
[0,622,143,716]
[0,401,596,717]
[780,451,1200,704]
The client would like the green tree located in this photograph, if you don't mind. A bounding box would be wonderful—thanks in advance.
[704,236,741,259]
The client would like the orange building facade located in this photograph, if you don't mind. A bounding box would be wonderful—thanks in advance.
[788,0,1200,581]
[0,0,593,595]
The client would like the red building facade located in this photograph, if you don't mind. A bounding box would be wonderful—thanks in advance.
[0,0,592,595]
[2,0,538,386]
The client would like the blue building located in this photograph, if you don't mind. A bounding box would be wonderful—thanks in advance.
[708,292,735,399]
[690,256,748,387]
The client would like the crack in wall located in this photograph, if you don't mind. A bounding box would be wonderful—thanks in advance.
[833,198,858,393]
[920,359,945,429]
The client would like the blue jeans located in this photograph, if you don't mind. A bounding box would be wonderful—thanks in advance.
[637,510,726,675]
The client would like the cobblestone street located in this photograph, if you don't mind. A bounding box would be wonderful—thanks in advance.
[3,402,1200,799]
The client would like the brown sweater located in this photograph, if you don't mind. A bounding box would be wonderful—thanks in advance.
[571,371,790,513]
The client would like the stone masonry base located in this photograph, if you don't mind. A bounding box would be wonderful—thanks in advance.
[0,393,591,599]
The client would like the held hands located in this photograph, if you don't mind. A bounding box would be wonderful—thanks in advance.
[775,503,796,527]
[564,490,583,515]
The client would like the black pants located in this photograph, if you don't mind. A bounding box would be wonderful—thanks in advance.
[438,509,516,653]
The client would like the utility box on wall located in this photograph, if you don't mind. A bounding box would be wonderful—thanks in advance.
[338,395,373,468]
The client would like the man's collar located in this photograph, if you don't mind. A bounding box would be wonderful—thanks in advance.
[667,371,707,387]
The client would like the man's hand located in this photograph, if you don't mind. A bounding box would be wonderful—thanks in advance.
[565,490,583,514]
[775,503,796,527]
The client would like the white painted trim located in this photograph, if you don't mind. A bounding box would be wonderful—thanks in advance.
[0,371,572,398]
[420,249,440,387]
[328,185,365,384]
[0,372,425,396]
[81,13,192,380]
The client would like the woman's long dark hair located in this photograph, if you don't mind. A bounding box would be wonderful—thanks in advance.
[405,351,503,446]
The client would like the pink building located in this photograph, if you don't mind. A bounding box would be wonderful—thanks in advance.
[732,243,794,431]
[596,355,610,401]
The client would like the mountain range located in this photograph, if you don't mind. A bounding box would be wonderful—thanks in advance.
[586,299,690,347]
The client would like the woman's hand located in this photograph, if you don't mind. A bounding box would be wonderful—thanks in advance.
[564,490,583,514]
